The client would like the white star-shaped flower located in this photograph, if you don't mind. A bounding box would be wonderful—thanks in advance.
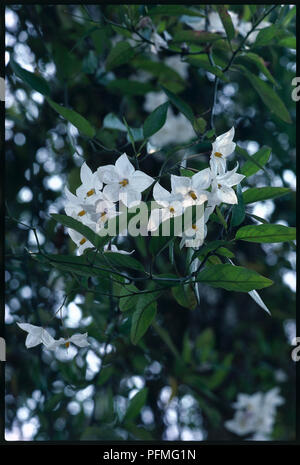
[148,182,184,232]
[97,153,154,207]
[170,169,210,208]
[76,162,103,202]
[210,127,236,175]
[208,163,245,206]
[17,323,89,350]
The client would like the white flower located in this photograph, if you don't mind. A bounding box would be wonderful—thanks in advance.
[209,163,245,205]
[150,31,169,54]
[64,187,96,225]
[103,243,134,255]
[148,182,184,231]
[210,127,236,175]
[97,153,154,207]
[76,162,103,202]
[17,323,57,349]
[171,170,210,208]
[67,228,94,255]
[17,323,90,351]
[225,388,284,439]
[179,217,205,249]
[94,197,119,230]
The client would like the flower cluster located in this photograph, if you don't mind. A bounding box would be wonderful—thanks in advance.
[63,127,244,252]
[225,388,285,440]
[17,323,89,351]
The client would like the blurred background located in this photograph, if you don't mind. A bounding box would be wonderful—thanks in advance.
[5,4,296,441]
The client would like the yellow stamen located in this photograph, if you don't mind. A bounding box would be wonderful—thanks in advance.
[189,191,197,200]
[86,189,95,197]
[218,184,222,189]
[79,238,86,245]
[65,341,70,348]
[192,224,197,230]
[169,207,175,214]
[119,179,129,187]
[100,212,106,221]
[78,210,86,217]
[215,152,223,158]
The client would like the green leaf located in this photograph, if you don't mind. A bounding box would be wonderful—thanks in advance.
[231,183,245,228]
[116,283,140,312]
[186,55,228,81]
[277,36,296,49]
[51,214,108,249]
[281,5,296,27]
[106,42,135,71]
[243,187,291,204]
[193,117,207,134]
[193,240,231,261]
[239,68,292,124]
[46,98,96,137]
[10,58,51,96]
[124,388,148,422]
[235,224,296,243]
[237,52,278,87]
[131,298,157,345]
[254,25,278,47]
[172,284,197,310]
[240,146,271,178]
[172,30,223,44]
[143,102,169,138]
[161,85,194,123]
[216,6,235,41]
[107,80,155,96]
[180,168,195,178]
[196,264,273,292]
[215,206,227,230]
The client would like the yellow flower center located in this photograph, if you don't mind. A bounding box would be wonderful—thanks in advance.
[65,341,70,348]
[100,212,107,221]
[169,207,175,214]
[189,190,197,200]
[119,179,129,187]
[79,238,87,245]
[192,224,197,230]
[218,183,222,189]
[86,189,95,197]
[215,152,223,158]
[78,210,86,217]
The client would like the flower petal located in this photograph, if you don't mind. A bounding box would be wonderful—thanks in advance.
[103,183,121,202]
[192,168,211,189]
[97,165,119,184]
[130,170,154,192]
[69,333,90,347]
[171,175,190,194]
[153,182,171,205]
[115,153,135,178]
[119,187,141,207]
[80,162,93,185]
[217,185,237,204]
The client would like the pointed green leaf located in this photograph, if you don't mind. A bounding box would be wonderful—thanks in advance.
[161,85,194,123]
[240,146,272,178]
[143,102,169,138]
[124,388,148,421]
[106,42,135,71]
[131,298,157,345]
[243,187,291,204]
[235,224,296,243]
[46,98,96,137]
[231,183,245,228]
[216,6,235,41]
[240,68,292,124]
[197,264,273,292]
[10,58,51,96]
